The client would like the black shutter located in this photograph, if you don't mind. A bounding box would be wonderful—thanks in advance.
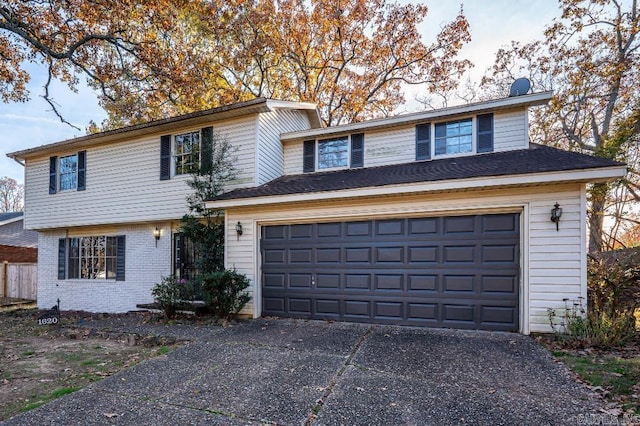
[116,235,126,281]
[77,150,86,191]
[174,232,185,278]
[350,133,364,168]
[201,126,213,175]
[303,139,315,173]
[416,123,431,160]
[477,113,494,153]
[58,238,66,279]
[49,156,57,194]
[160,135,171,180]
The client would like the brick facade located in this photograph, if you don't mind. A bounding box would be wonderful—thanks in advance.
[37,224,172,312]
[0,244,38,263]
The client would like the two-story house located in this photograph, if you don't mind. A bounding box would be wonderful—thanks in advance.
[7,99,320,312]
[8,91,626,334]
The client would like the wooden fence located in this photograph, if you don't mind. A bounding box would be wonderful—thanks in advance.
[1,262,37,300]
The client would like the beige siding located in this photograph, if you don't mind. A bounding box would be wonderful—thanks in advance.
[258,109,312,184]
[283,141,303,175]
[24,116,257,230]
[364,127,416,168]
[282,108,528,174]
[494,110,527,151]
[225,183,585,333]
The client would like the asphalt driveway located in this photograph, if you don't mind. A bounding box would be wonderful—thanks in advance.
[5,318,602,425]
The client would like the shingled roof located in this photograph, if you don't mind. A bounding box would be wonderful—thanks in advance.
[212,144,625,202]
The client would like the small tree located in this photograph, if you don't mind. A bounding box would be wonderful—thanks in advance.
[180,130,238,275]
[178,129,251,317]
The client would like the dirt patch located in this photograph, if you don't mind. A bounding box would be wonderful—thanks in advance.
[0,308,179,421]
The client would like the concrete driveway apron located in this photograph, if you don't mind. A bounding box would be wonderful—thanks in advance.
[4,318,602,425]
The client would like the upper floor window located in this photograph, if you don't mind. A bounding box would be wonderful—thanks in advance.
[318,137,348,169]
[49,151,86,194]
[303,133,364,173]
[160,127,213,180]
[59,154,78,191]
[435,119,472,155]
[174,131,200,175]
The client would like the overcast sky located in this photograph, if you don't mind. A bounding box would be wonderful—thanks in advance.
[0,0,560,184]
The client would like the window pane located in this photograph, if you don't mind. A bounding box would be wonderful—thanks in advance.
[174,131,201,175]
[434,119,472,156]
[318,137,348,169]
[59,154,78,191]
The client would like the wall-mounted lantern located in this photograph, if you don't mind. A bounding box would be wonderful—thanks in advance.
[550,203,562,231]
[235,221,243,240]
[154,227,161,247]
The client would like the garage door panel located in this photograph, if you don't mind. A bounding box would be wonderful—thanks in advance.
[290,224,313,238]
[345,300,371,317]
[443,275,475,292]
[375,246,404,263]
[261,214,519,331]
[263,273,285,288]
[444,216,477,233]
[408,275,438,292]
[483,214,518,232]
[443,245,476,263]
[408,217,438,235]
[289,298,312,314]
[375,274,403,290]
[346,221,371,236]
[344,274,371,290]
[481,275,517,293]
[482,245,518,263]
[346,247,371,262]
[375,302,403,319]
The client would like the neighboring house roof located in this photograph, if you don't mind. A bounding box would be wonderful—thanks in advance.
[0,213,38,248]
[7,98,322,162]
[0,212,23,224]
[210,144,626,206]
[281,91,553,141]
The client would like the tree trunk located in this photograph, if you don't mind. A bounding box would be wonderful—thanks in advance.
[588,183,608,253]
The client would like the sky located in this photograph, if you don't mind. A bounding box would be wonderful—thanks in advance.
[0,0,560,184]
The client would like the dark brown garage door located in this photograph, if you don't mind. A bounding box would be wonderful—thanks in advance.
[261,213,520,331]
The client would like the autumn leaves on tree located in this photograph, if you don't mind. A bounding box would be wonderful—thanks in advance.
[1,0,639,250]
[0,0,470,129]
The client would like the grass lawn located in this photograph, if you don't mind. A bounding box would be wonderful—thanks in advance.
[545,345,640,415]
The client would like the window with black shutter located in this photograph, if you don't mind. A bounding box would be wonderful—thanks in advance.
[350,133,364,168]
[416,123,431,160]
[160,135,172,180]
[477,113,494,153]
[303,140,315,173]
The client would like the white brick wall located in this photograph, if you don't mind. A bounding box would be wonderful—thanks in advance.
[37,223,173,313]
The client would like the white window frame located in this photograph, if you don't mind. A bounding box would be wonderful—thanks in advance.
[68,236,118,280]
[317,136,350,170]
[58,154,78,191]
[173,130,201,176]
[434,118,474,157]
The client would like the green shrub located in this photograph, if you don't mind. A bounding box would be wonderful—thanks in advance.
[200,269,251,320]
[151,275,193,318]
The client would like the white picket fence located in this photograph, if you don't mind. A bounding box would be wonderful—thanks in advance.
[1,262,37,300]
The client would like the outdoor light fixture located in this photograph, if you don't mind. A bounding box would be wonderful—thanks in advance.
[550,202,563,231]
[154,227,161,247]
[235,221,243,240]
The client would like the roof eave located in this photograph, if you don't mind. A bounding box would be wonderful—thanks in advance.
[8,98,322,161]
[206,164,625,210]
